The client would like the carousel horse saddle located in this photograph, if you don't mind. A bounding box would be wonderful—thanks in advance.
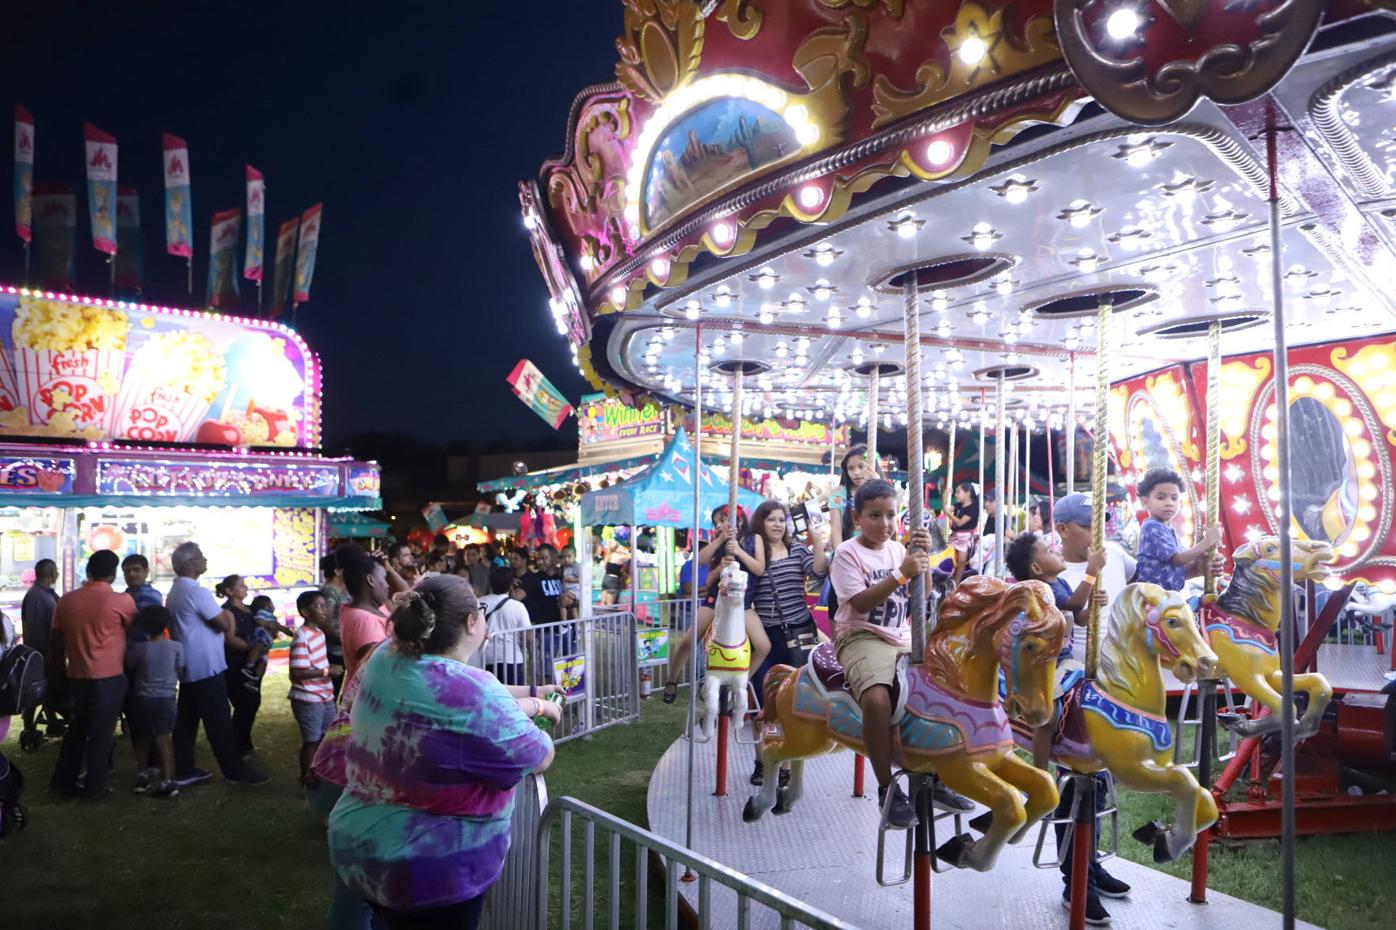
[1052,674,1093,759]
[806,642,908,725]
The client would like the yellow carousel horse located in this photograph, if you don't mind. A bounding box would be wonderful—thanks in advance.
[1200,535,1336,740]
[744,575,1067,873]
[1016,584,1220,863]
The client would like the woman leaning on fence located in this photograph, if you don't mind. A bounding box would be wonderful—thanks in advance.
[328,574,560,930]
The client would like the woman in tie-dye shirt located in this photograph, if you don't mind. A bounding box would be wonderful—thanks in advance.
[329,575,557,929]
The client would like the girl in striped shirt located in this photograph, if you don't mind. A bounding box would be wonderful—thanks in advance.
[290,590,342,788]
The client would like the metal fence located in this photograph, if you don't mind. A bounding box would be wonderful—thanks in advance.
[482,612,641,745]
[536,796,859,930]
[481,773,549,930]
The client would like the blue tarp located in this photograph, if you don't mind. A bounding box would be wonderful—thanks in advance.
[579,426,764,529]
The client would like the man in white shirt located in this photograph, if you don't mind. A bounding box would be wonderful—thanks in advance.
[1055,494,1137,660]
[479,568,533,685]
[166,542,268,787]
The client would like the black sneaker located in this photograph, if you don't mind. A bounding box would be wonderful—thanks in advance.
[132,767,159,794]
[226,768,270,787]
[878,783,917,830]
[750,759,765,786]
[931,781,975,812]
[172,768,213,788]
[1061,892,1111,926]
[1094,870,1132,899]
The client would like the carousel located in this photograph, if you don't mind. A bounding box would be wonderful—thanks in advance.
[521,2,1396,928]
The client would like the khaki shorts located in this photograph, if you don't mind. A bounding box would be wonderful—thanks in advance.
[836,629,907,701]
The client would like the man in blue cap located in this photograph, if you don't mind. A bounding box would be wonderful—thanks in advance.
[1051,492,1135,924]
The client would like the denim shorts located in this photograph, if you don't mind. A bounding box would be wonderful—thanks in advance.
[129,695,177,740]
[290,698,337,743]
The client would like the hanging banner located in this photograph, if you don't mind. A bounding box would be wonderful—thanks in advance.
[422,503,448,532]
[162,133,192,258]
[505,359,574,429]
[206,208,241,307]
[32,183,75,291]
[115,185,142,291]
[83,124,117,255]
[292,203,322,303]
[14,106,34,243]
[268,217,298,319]
[244,165,265,283]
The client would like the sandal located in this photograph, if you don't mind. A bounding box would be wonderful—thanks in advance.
[662,681,678,704]
[750,759,765,786]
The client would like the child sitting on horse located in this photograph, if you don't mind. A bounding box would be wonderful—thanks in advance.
[829,478,931,829]
[1004,532,1106,767]
[1135,467,1222,592]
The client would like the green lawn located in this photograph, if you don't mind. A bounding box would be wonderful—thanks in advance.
[1,674,1390,930]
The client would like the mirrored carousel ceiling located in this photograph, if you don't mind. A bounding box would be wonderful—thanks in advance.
[604,31,1396,429]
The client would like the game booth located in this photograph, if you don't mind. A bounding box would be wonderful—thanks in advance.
[0,285,381,616]
[519,2,1396,929]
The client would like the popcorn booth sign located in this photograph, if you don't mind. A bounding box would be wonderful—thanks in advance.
[0,291,319,447]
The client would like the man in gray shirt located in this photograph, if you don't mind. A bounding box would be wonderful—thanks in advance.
[19,559,61,746]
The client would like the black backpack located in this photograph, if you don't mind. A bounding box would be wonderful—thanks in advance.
[0,643,45,716]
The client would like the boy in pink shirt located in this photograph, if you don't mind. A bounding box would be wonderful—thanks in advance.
[829,478,930,829]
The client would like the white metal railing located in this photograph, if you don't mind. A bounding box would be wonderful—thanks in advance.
[481,773,549,930]
[536,797,859,930]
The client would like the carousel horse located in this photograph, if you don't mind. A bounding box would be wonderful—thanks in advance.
[1201,535,1336,740]
[1014,584,1219,863]
[699,560,752,740]
[745,575,1067,873]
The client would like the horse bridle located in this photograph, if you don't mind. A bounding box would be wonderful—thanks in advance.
[1144,604,1183,659]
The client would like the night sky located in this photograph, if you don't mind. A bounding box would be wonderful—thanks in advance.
[1,2,619,450]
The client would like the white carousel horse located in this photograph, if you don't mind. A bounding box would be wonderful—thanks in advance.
[700,560,752,739]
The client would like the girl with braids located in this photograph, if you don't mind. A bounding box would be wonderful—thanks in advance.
[330,576,559,930]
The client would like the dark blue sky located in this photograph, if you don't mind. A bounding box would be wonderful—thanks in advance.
[2,1,616,450]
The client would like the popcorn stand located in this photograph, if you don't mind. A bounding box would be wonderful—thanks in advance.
[0,286,381,613]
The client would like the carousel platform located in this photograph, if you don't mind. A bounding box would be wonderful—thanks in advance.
[647,735,1322,930]
[1161,643,1393,696]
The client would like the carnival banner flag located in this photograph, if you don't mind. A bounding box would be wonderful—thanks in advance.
[268,216,298,319]
[292,203,322,303]
[115,185,143,291]
[244,165,265,282]
[32,182,75,290]
[14,106,34,243]
[162,133,193,258]
[83,124,118,255]
[506,359,574,429]
[206,208,241,307]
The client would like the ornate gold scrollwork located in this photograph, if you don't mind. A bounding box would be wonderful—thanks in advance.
[716,0,763,39]
[616,0,707,103]
[816,0,905,17]
[871,2,1060,129]
[792,11,872,139]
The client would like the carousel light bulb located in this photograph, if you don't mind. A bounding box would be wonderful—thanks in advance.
[1077,249,1100,273]
[579,253,595,272]
[714,287,733,308]
[851,347,865,365]
[827,311,843,329]
[815,244,836,267]
[932,291,949,312]
[938,321,952,338]
[798,185,823,209]
[757,268,777,289]
[523,212,538,230]
[1106,8,1141,40]
[650,256,670,278]
[926,139,954,166]
[959,34,987,65]
[684,299,701,320]
[609,285,627,306]
[711,221,734,246]
[775,341,788,357]
[996,278,1014,296]
[661,326,674,340]
[730,329,744,345]
[759,304,774,325]
[972,305,989,326]
[970,222,995,250]
[856,297,873,318]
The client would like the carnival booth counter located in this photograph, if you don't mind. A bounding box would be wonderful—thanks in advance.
[0,286,381,615]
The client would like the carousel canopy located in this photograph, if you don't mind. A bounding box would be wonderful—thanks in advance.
[580,426,764,528]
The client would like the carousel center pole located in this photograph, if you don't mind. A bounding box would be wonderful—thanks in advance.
[1024,417,1033,524]
[1071,296,1112,930]
[714,360,744,799]
[902,277,932,930]
[867,364,881,470]
[1066,352,1077,494]
[683,320,703,878]
[977,389,987,540]
[993,374,1007,577]
[1265,104,1298,930]
[1190,319,1224,905]
[945,415,958,515]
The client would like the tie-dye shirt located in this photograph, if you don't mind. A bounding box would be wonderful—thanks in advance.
[329,645,552,910]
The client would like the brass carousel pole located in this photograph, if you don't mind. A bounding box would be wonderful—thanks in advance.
[1189,319,1224,905]
[1066,352,1077,494]
[867,363,881,471]
[1070,295,1112,930]
[993,373,1007,577]
[977,389,987,539]
[944,415,957,519]
[1023,416,1032,523]
[684,321,703,873]
[1265,106,1299,930]
[712,358,744,798]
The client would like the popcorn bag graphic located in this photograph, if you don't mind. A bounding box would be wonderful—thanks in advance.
[0,348,22,416]
[112,332,228,443]
[12,299,129,437]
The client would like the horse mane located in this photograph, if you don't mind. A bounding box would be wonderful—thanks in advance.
[1216,559,1275,628]
[1096,586,1149,694]
[928,576,1057,691]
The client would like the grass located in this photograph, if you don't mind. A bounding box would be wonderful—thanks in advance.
[2,676,1391,930]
